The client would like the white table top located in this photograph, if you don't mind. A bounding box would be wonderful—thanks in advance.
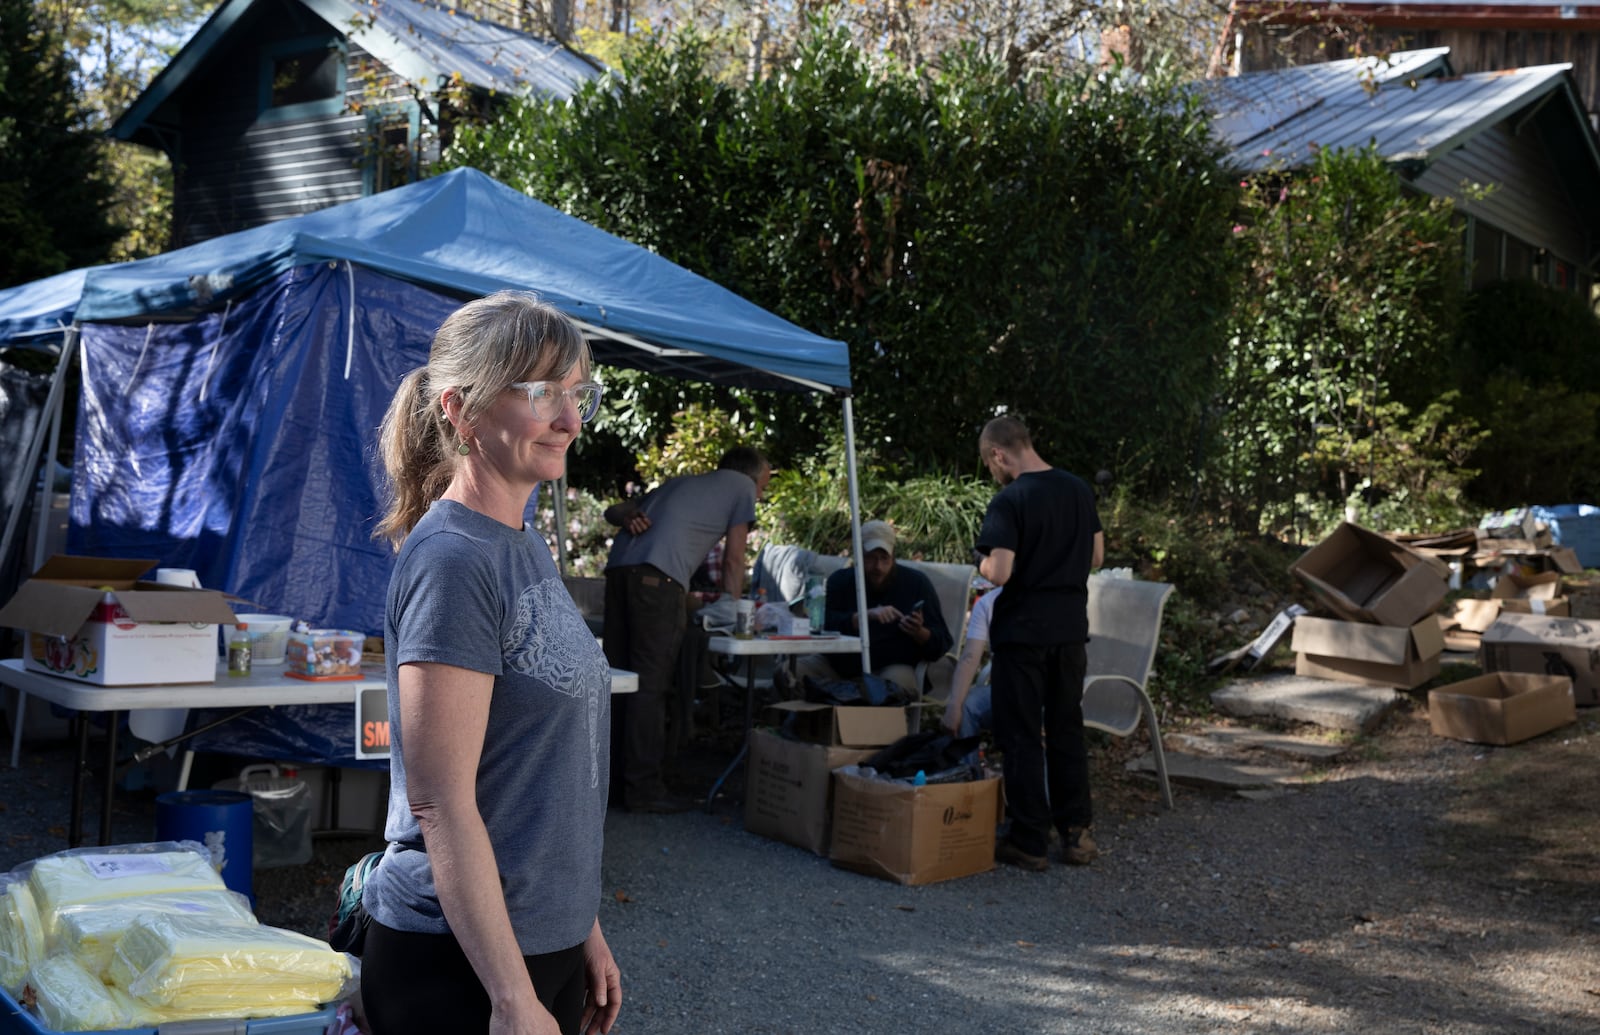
[0,657,637,710]
[706,634,862,656]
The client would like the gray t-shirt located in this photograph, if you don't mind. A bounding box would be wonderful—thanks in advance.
[605,468,758,587]
[363,500,611,955]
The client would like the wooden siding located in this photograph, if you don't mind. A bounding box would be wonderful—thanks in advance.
[1413,121,1590,265]
[169,16,428,245]
[1241,26,1600,120]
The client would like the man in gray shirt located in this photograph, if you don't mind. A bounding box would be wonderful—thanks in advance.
[602,446,770,812]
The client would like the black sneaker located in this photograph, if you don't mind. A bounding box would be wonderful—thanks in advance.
[995,839,1048,872]
[1060,827,1099,866]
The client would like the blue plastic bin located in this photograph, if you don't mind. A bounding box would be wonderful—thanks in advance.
[0,987,334,1035]
[154,789,253,902]
[1532,504,1600,569]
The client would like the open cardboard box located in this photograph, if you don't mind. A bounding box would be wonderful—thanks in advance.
[1480,612,1600,706]
[829,770,1001,885]
[0,555,238,685]
[744,729,874,855]
[1289,522,1449,627]
[1428,672,1576,745]
[766,700,909,747]
[1291,613,1444,690]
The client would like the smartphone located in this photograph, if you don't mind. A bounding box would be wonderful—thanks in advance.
[907,599,925,615]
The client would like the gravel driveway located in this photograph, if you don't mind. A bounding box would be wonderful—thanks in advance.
[4,704,1597,1034]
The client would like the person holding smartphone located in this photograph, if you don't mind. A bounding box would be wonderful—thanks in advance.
[792,520,952,695]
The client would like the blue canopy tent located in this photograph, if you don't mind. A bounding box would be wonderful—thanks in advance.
[1,168,879,766]
[58,167,866,638]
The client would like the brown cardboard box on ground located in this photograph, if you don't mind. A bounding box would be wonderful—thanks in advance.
[1480,612,1600,706]
[1488,567,1571,616]
[1289,522,1449,627]
[0,555,238,685]
[1291,614,1444,690]
[766,700,909,747]
[829,770,1001,885]
[744,728,874,855]
[1428,672,1576,745]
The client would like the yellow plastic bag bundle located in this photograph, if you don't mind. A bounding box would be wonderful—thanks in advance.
[0,881,46,996]
[27,849,225,943]
[106,914,350,1010]
[57,889,256,978]
[25,955,152,1032]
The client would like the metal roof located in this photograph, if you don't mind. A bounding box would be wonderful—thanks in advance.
[113,0,600,142]
[1196,52,1593,173]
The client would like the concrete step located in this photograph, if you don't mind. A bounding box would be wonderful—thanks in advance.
[1127,750,1300,792]
[1169,724,1349,762]
[1210,673,1402,733]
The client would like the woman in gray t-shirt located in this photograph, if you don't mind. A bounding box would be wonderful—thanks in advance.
[361,292,620,1035]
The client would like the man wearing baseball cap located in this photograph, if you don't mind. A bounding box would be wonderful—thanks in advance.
[794,519,953,694]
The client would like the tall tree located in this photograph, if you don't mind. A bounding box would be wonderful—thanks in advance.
[0,0,120,286]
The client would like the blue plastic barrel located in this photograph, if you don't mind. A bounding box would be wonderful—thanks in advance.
[156,789,254,901]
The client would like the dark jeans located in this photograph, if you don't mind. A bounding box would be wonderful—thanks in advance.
[603,564,687,802]
[991,642,1091,857]
[360,918,585,1034]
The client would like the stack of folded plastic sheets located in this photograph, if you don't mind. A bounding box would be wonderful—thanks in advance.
[0,844,350,1032]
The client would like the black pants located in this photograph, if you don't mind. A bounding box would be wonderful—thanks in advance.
[603,564,687,803]
[991,642,1091,857]
[360,918,586,1034]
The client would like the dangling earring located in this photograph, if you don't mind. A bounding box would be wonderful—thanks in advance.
[457,441,472,456]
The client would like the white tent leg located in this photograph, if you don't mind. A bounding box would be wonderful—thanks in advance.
[31,328,72,570]
[552,474,569,576]
[842,397,870,674]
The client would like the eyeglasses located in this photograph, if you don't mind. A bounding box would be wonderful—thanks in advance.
[509,380,604,423]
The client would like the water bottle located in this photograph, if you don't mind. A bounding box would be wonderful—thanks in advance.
[227,624,252,677]
[805,575,826,635]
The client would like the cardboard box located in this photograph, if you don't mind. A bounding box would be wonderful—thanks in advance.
[829,771,1001,885]
[1289,523,1449,626]
[1291,613,1444,690]
[744,729,874,855]
[766,700,909,747]
[1442,598,1502,635]
[1480,612,1600,706]
[0,555,237,686]
[1491,570,1562,602]
[1428,672,1576,745]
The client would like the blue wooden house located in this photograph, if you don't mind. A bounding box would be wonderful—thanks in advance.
[112,0,600,246]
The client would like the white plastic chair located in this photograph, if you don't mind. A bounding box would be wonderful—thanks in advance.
[897,559,975,697]
[1083,575,1176,809]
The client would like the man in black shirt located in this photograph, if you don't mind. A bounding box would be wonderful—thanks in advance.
[975,416,1104,870]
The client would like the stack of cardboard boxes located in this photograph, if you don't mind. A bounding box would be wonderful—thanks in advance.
[1286,523,1450,690]
[744,700,1000,886]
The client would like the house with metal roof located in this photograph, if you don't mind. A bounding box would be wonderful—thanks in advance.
[1195,47,1600,294]
[112,0,601,246]
[1227,1,1600,120]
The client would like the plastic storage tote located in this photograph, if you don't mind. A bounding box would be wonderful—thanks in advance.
[0,987,334,1035]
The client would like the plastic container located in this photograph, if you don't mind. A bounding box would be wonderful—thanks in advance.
[153,790,253,901]
[214,764,315,869]
[228,624,252,676]
[284,629,364,680]
[235,613,295,665]
[0,985,335,1035]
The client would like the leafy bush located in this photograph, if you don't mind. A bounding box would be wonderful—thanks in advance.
[1215,146,1468,538]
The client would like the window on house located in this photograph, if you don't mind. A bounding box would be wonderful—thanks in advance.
[365,104,420,195]
[259,37,345,121]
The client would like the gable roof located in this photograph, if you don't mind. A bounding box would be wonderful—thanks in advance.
[70,168,851,393]
[112,0,600,143]
[1233,1,1600,31]
[1195,49,1600,176]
